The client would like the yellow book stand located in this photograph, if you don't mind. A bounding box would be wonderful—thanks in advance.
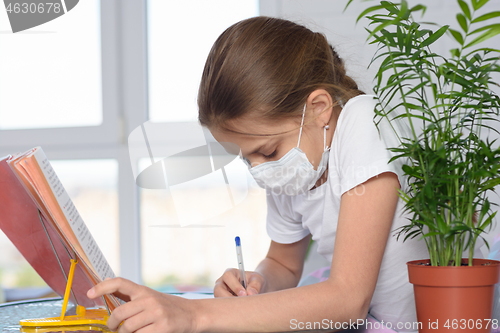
[20,325,110,333]
[19,210,111,328]
[20,259,109,327]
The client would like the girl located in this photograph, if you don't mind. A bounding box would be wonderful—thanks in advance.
[88,16,429,332]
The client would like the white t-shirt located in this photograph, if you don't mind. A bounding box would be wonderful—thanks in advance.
[266,94,429,332]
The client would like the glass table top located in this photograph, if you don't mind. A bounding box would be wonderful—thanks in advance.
[0,298,112,333]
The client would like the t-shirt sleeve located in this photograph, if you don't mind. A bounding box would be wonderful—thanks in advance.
[265,191,310,244]
[335,95,408,195]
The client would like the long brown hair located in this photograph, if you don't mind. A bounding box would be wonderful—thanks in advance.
[198,16,363,135]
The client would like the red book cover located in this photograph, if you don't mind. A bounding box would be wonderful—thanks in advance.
[0,153,116,309]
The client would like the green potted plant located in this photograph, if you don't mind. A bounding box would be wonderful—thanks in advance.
[347,0,500,330]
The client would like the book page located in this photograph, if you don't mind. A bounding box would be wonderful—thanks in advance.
[31,149,115,281]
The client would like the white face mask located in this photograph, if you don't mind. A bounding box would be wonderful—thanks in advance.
[244,104,331,196]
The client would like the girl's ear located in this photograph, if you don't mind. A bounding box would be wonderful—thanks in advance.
[307,89,334,128]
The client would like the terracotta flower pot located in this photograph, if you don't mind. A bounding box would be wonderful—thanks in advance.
[407,259,500,332]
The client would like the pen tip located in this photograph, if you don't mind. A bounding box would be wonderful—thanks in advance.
[235,236,240,246]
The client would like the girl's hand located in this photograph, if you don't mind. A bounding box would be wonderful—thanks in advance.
[213,268,266,297]
[87,277,199,333]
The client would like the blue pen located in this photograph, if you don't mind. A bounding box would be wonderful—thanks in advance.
[235,236,247,289]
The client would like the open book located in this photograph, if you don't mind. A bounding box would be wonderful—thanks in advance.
[0,147,120,312]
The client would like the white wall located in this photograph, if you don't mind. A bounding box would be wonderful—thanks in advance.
[260,0,500,94]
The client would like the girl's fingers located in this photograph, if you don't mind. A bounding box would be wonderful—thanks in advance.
[88,277,140,301]
[226,283,238,297]
[106,299,148,330]
[134,324,156,333]
[115,309,149,333]
[222,269,247,296]
[246,273,263,295]
[213,280,237,297]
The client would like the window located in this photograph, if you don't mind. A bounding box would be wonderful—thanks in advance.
[147,0,259,122]
[143,0,267,288]
[0,0,102,130]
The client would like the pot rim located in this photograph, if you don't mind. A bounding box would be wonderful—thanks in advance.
[407,258,500,268]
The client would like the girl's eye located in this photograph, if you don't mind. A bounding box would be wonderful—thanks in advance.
[240,156,251,166]
[263,150,277,159]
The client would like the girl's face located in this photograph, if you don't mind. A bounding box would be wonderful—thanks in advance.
[210,90,340,172]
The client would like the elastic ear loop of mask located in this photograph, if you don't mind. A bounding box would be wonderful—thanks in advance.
[296,103,307,148]
[298,103,330,152]
[324,126,327,151]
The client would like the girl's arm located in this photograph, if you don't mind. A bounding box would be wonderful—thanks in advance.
[89,172,400,333]
[255,235,312,293]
